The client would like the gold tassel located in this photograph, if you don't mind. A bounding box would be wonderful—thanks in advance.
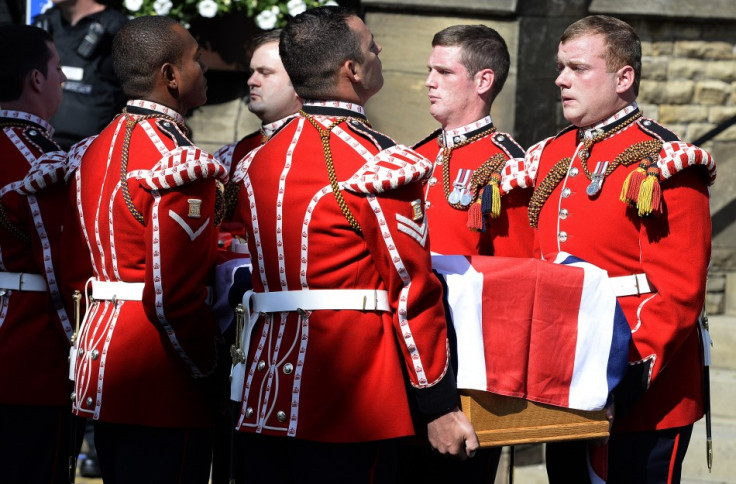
[489,175,502,219]
[636,166,662,217]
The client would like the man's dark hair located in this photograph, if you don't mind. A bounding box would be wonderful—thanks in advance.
[0,25,53,103]
[561,15,642,96]
[432,25,510,102]
[280,6,362,100]
[252,29,282,51]
[112,15,185,98]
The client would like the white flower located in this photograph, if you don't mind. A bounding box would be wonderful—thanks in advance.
[124,0,144,12]
[322,0,338,5]
[197,0,219,18]
[286,0,306,16]
[255,6,280,30]
[153,0,173,15]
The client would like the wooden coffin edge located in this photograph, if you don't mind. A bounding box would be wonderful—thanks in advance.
[459,389,610,448]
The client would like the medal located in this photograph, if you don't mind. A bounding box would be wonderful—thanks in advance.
[586,161,609,196]
[449,169,470,205]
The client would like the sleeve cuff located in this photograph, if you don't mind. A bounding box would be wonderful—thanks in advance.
[411,367,459,421]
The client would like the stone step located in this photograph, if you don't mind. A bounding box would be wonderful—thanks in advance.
[710,314,736,371]
[710,367,736,420]
[682,416,736,484]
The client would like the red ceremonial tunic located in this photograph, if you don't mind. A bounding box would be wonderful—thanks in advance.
[61,100,228,428]
[230,101,456,442]
[0,110,72,406]
[215,117,295,251]
[413,116,534,257]
[525,104,715,432]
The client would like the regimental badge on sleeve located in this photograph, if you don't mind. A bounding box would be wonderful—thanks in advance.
[188,199,202,218]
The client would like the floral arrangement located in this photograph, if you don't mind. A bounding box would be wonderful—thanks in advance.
[121,0,338,29]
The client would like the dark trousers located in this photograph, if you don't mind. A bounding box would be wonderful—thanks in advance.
[546,425,694,484]
[608,425,693,484]
[0,403,71,484]
[234,432,393,484]
[396,441,501,483]
[93,420,213,484]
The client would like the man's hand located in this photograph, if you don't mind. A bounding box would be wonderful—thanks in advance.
[427,407,479,460]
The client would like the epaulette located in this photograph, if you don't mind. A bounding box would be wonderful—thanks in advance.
[522,136,556,186]
[131,146,229,190]
[345,119,396,151]
[412,128,442,150]
[344,145,433,194]
[490,132,524,159]
[620,126,715,217]
[64,136,96,182]
[636,118,680,143]
[17,151,68,195]
[214,142,236,170]
[22,126,60,154]
[156,119,192,147]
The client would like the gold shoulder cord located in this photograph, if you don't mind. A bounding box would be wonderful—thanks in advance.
[118,109,224,227]
[528,112,657,227]
[440,127,496,210]
[301,110,362,234]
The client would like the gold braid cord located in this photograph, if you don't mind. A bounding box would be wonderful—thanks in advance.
[119,111,217,226]
[441,127,497,210]
[0,200,30,245]
[301,111,362,234]
[223,181,240,221]
[528,113,645,228]
[120,117,146,225]
[469,153,508,198]
[529,140,663,228]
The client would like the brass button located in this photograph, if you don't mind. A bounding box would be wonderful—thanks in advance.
[257,360,266,371]
[562,187,571,198]
[428,177,437,186]
[85,397,94,407]
[70,392,76,402]
[245,407,254,418]
[276,411,287,422]
[78,348,84,356]
[559,208,568,220]
[558,231,568,243]
[569,167,579,177]
[91,349,99,360]
[283,363,294,375]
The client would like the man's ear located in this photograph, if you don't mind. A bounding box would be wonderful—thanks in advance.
[615,65,635,94]
[162,62,178,90]
[475,68,495,96]
[28,69,45,94]
[344,59,359,83]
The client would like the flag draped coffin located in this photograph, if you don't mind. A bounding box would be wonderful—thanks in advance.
[432,253,630,412]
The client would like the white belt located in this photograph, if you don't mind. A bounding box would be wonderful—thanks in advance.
[609,273,653,297]
[91,281,144,301]
[246,289,390,313]
[0,272,47,292]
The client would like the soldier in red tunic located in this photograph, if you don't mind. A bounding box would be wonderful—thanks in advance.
[401,24,535,483]
[525,15,715,484]
[414,24,534,258]
[215,28,302,243]
[229,6,478,482]
[60,16,227,483]
[0,25,71,484]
